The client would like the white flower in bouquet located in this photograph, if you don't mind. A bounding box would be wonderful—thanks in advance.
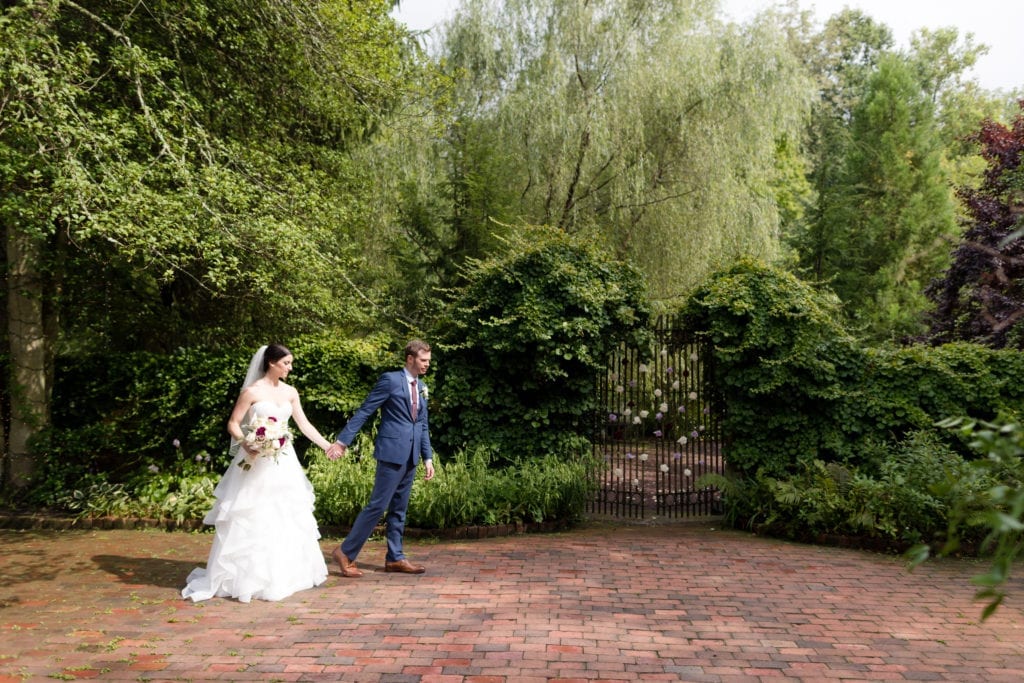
[238,415,291,470]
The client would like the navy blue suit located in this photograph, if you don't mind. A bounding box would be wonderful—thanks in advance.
[336,369,431,562]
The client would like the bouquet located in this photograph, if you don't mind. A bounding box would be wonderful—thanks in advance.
[237,415,291,470]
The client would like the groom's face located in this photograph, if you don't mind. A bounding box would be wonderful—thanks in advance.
[407,351,431,377]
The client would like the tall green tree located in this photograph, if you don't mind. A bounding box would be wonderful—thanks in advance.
[786,10,993,342]
[819,54,957,339]
[381,0,813,302]
[787,9,892,286]
[1,0,415,491]
[906,27,1004,192]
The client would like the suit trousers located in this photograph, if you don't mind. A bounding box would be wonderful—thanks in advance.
[341,452,417,563]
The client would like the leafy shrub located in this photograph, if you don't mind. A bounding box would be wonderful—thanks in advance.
[682,259,1023,557]
[409,450,593,528]
[37,436,593,531]
[53,446,220,524]
[406,447,494,528]
[913,417,1024,618]
[850,343,1024,443]
[130,466,219,525]
[307,442,595,530]
[56,477,136,519]
[287,333,396,429]
[306,434,381,528]
[711,430,990,547]
[681,257,863,476]
[432,226,651,462]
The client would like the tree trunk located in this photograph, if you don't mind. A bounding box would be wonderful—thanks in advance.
[5,226,51,491]
[0,357,7,489]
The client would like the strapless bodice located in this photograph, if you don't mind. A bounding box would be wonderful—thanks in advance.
[250,400,292,423]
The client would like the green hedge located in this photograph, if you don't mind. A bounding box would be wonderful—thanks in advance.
[684,258,1023,549]
[26,227,641,527]
[30,334,393,507]
[32,329,596,530]
[682,258,1024,479]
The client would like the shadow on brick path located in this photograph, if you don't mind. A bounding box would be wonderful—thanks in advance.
[1,520,1022,682]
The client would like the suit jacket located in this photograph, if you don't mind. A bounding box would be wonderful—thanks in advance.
[336,370,432,466]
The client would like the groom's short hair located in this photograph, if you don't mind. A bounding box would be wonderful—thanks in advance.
[404,339,431,359]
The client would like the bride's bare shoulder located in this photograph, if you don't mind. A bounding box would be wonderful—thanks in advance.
[239,382,274,403]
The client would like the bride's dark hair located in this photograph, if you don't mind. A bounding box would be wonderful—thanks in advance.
[261,343,291,371]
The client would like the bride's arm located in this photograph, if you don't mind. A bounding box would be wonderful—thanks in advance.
[290,388,333,452]
[227,387,255,443]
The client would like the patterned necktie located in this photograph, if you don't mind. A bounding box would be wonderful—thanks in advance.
[410,379,418,420]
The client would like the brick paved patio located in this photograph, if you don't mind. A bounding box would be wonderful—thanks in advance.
[1,521,1021,681]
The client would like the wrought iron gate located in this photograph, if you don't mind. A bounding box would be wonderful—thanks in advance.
[589,315,725,519]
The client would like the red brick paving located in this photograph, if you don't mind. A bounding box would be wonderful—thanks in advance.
[0,521,1021,681]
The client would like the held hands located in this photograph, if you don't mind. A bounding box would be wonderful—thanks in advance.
[324,441,432,481]
[325,442,347,460]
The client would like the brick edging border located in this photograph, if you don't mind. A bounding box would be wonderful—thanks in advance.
[0,510,575,540]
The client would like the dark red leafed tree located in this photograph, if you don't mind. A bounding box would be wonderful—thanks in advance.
[923,102,1024,349]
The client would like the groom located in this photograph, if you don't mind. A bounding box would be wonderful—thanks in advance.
[326,339,435,577]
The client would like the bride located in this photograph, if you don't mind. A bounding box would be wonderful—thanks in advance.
[182,343,335,603]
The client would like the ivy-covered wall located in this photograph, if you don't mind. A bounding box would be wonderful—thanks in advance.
[430,226,652,462]
[682,258,1024,478]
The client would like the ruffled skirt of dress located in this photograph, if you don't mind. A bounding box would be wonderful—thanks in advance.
[181,444,328,603]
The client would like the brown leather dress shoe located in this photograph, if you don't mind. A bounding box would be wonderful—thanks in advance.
[384,559,425,574]
[332,548,363,578]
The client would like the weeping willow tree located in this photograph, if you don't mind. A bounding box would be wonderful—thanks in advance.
[387,0,813,301]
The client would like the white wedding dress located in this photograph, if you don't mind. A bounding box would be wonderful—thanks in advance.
[182,400,328,602]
